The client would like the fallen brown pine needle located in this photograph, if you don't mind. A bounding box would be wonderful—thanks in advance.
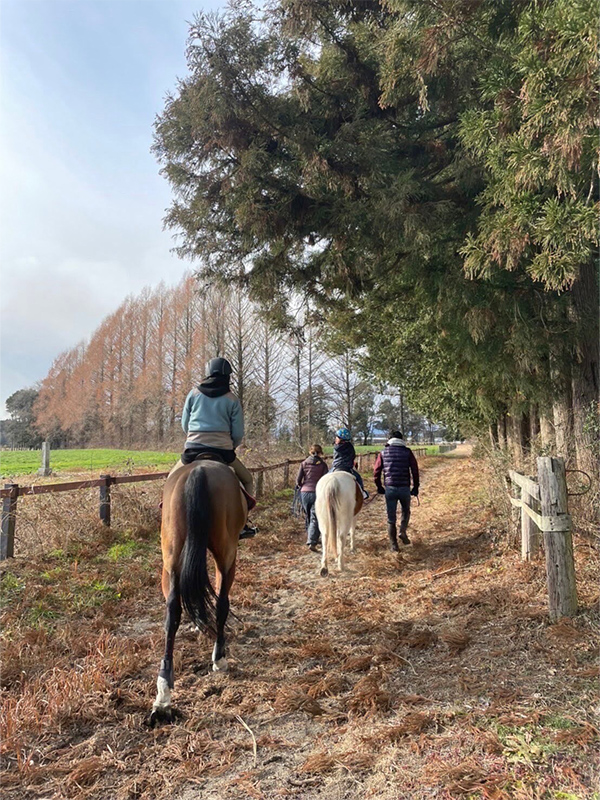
[440,627,471,654]
[273,686,324,716]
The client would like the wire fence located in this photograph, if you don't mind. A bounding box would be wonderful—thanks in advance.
[1,446,440,558]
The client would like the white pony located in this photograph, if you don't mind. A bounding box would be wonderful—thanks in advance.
[315,471,364,576]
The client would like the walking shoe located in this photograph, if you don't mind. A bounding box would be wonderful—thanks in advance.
[239,524,257,540]
[399,529,411,545]
[387,522,399,552]
[308,544,319,553]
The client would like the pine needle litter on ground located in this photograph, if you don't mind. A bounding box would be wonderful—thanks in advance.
[1,450,598,799]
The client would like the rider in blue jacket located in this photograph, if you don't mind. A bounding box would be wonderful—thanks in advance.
[174,357,256,538]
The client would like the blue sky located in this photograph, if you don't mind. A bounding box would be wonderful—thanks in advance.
[0,0,228,414]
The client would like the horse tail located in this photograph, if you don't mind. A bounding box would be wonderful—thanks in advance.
[180,465,217,636]
[324,481,339,562]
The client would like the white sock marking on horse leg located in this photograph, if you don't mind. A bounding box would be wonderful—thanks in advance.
[350,525,355,554]
[212,642,228,671]
[153,676,172,710]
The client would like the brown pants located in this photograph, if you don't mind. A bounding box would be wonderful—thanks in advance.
[168,456,254,496]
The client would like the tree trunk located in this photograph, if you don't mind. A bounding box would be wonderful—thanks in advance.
[570,261,599,473]
[539,410,554,452]
[553,391,573,463]
[498,411,508,451]
[508,413,523,467]
[530,405,540,449]
[399,392,405,436]
[520,411,532,470]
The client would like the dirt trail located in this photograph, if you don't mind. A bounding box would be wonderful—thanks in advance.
[2,452,598,800]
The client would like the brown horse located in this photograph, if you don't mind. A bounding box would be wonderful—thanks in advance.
[150,459,247,725]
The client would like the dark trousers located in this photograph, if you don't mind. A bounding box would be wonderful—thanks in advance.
[385,486,411,531]
[300,491,321,545]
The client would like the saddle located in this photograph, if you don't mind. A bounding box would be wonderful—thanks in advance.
[181,447,231,466]
[184,449,256,513]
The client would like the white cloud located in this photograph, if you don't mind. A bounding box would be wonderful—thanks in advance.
[0,0,223,415]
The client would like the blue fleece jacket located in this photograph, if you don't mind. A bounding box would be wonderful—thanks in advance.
[181,388,244,450]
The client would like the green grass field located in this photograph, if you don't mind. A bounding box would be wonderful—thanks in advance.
[0,444,443,478]
[0,449,179,478]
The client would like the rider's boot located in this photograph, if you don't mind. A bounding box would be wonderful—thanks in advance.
[239,523,257,540]
[387,522,399,552]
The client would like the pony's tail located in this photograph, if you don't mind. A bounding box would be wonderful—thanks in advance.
[180,465,217,636]
[325,482,339,562]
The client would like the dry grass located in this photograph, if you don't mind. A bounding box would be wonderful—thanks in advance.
[1,449,598,799]
[440,626,471,654]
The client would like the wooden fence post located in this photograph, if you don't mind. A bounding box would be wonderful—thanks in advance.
[521,486,539,561]
[537,456,577,620]
[38,441,52,476]
[283,460,290,489]
[1,483,18,560]
[509,479,521,550]
[255,470,264,499]
[99,474,112,527]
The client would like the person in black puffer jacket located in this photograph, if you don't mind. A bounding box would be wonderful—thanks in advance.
[373,430,419,551]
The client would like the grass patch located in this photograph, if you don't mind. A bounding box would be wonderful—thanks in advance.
[273,487,295,499]
[0,573,26,608]
[106,540,139,562]
[0,448,179,477]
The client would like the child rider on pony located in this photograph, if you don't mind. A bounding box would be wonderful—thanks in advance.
[330,427,369,499]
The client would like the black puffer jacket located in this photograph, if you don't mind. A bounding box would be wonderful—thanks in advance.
[331,440,356,472]
[373,439,419,490]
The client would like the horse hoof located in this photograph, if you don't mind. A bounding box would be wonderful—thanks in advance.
[320,567,328,577]
[213,657,228,672]
[148,705,174,727]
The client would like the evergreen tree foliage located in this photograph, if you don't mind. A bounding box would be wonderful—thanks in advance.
[153,1,598,460]
[2,389,42,449]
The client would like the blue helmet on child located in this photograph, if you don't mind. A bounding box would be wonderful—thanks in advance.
[336,427,351,440]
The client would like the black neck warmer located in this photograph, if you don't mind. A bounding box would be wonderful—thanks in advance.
[198,375,231,398]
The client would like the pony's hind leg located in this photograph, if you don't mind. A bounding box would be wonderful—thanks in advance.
[337,527,345,572]
[150,572,181,726]
[212,564,235,672]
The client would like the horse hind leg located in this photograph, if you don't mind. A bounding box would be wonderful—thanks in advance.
[150,572,181,726]
[350,517,357,554]
[337,526,345,572]
[212,564,235,672]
